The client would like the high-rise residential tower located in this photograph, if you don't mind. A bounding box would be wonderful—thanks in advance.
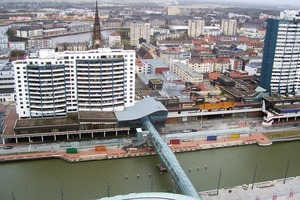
[13,48,136,118]
[130,22,151,47]
[221,19,237,35]
[92,0,101,49]
[259,10,300,96]
[188,19,205,38]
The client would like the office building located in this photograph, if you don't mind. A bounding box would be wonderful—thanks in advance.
[13,48,135,118]
[221,19,237,35]
[130,22,151,47]
[259,10,300,96]
[188,19,205,38]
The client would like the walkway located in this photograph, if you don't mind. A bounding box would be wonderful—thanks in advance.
[142,116,201,199]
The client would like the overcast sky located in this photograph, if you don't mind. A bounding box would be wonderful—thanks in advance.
[3,0,300,7]
[184,0,300,7]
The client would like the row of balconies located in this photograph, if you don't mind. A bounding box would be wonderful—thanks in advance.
[76,66,124,71]
[76,76,124,81]
[30,109,66,114]
[30,98,66,104]
[28,85,65,91]
[76,61,124,66]
[78,101,124,107]
[76,71,124,76]
[77,93,123,99]
[27,70,64,75]
[30,103,66,109]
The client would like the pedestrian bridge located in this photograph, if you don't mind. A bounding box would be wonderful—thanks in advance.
[142,116,201,199]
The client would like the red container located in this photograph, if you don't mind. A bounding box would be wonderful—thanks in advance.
[169,139,181,144]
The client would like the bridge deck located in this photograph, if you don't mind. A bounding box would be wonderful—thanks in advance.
[142,117,201,199]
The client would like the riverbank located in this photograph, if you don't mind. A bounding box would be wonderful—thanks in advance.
[0,132,271,163]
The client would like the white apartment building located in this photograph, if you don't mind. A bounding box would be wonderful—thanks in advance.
[221,19,237,35]
[9,41,26,51]
[130,22,151,47]
[109,32,121,48]
[188,58,231,73]
[28,39,53,49]
[0,36,9,49]
[188,19,205,38]
[259,10,300,95]
[13,48,136,118]
[173,62,203,83]
[16,26,43,38]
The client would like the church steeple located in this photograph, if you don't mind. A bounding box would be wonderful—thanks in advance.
[92,0,101,49]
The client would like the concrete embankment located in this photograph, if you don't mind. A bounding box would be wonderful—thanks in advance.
[0,133,272,163]
[200,176,300,200]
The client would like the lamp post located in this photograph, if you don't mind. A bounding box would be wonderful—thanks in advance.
[217,168,222,195]
[60,187,64,200]
[107,182,110,197]
[284,159,290,184]
[252,163,258,190]
[11,191,16,200]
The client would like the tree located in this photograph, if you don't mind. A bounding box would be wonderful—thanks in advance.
[6,28,26,42]
[11,50,25,57]
[6,28,15,41]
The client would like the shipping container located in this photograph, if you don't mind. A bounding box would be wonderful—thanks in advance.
[207,135,217,141]
[169,139,181,144]
[95,146,106,151]
[66,148,77,154]
[230,133,240,139]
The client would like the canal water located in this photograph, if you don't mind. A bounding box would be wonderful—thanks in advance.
[1,141,300,200]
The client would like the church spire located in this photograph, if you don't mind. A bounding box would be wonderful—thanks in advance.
[92,0,101,49]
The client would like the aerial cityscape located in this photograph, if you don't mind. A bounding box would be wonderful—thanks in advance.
[0,0,300,200]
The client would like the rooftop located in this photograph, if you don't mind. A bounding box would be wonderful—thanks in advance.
[79,111,117,122]
[15,113,78,129]
[115,97,167,121]
[174,62,203,78]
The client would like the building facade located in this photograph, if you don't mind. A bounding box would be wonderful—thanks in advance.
[130,22,151,47]
[188,19,205,38]
[0,60,14,102]
[173,62,203,83]
[16,26,43,38]
[9,41,26,51]
[259,10,300,96]
[28,39,53,49]
[13,48,136,118]
[221,19,237,36]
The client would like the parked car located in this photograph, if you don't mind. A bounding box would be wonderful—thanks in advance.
[182,129,191,133]
[4,146,13,150]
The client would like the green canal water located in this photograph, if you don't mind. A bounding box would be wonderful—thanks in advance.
[0,141,300,200]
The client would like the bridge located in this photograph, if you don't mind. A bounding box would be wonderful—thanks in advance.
[142,116,201,199]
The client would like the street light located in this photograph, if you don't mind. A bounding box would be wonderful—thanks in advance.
[284,159,290,184]
[251,163,258,190]
[217,168,222,195]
